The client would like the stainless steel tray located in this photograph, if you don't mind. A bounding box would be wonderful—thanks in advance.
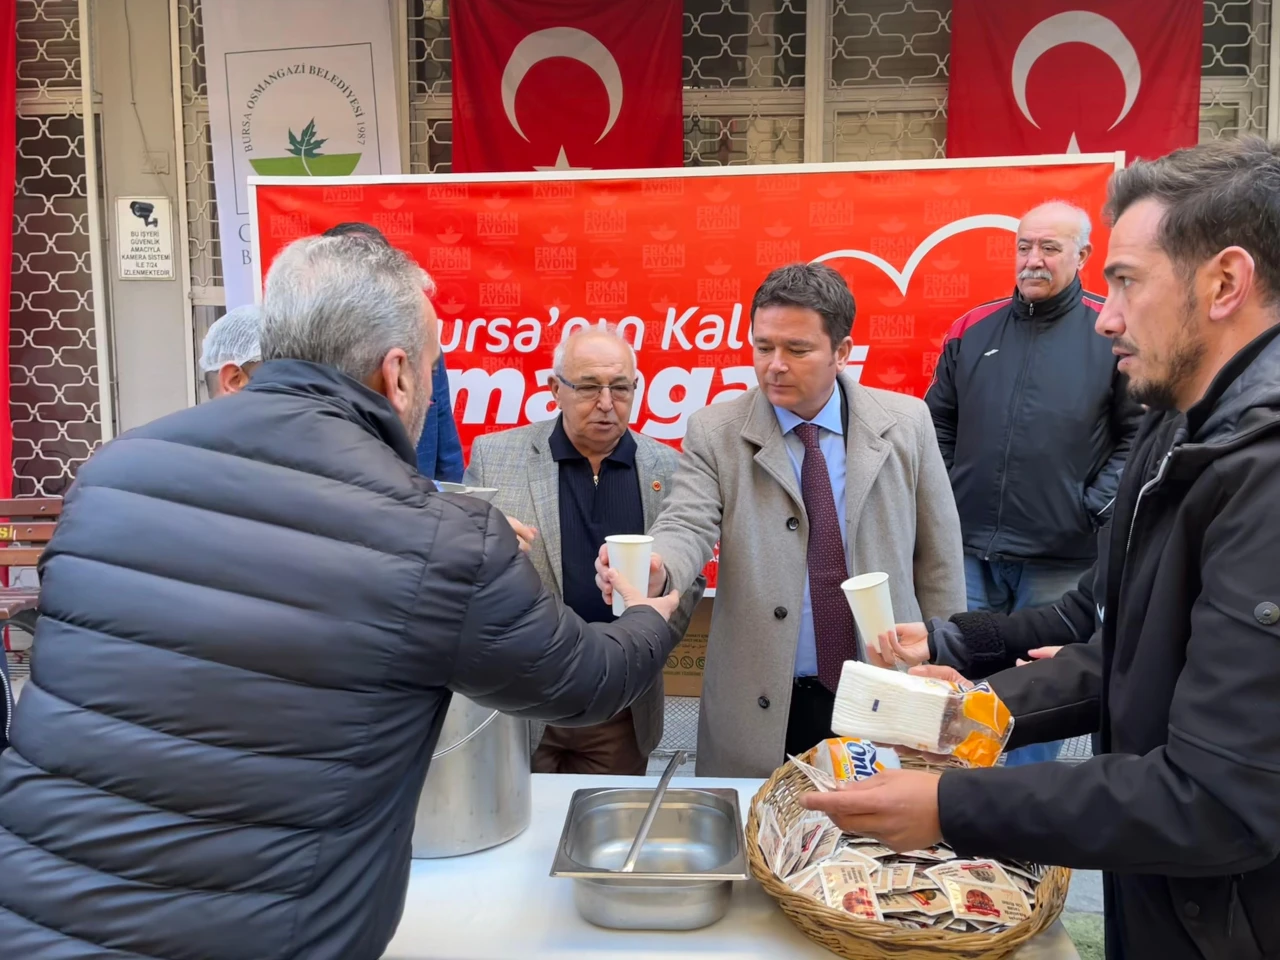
[550,787,748,930]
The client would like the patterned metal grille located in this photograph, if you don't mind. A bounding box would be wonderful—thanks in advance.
[1201,0,1274,139]
[827,0,949,160]
[12,0,100,498]
[176,0,221,302]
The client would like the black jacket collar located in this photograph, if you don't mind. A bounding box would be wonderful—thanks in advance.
[1010,275,1083,322]
[1186,323,1280,443]
[245,359,419,468]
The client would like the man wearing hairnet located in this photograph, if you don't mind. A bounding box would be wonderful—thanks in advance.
[200,304,262,398]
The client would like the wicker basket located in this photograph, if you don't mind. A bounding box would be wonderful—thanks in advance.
[746,761,1070,960]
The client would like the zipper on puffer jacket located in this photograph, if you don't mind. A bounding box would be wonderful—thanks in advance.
[0,656,12,742]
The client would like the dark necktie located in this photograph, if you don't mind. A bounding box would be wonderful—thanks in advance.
[795,422,856,692]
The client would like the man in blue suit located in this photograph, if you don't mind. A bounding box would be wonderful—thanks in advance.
[321,223,463,482]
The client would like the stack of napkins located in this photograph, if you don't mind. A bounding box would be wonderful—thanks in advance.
[830,661,1014,766]
[830,661,954,753]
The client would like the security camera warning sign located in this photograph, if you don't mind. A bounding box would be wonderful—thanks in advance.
[116,196,175,280]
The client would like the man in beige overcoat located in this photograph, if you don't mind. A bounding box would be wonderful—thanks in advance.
[597,263,966,777]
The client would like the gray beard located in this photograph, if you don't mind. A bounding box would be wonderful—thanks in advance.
[404,390,430,447]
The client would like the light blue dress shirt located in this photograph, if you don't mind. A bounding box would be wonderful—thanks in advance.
[771,386,847,678]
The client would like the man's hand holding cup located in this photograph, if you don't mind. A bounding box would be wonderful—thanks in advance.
[604,566,680,621]
[596,543,668,606]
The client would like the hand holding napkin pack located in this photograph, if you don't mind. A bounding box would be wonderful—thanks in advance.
[830,661,1014,767]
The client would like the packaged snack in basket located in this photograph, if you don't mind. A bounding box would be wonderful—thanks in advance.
[879,885,951,917]
[799,823,842,873]
[775,820,805,877]
[787,864,826,901]
[801,737,902,784]
[939,877,1032,926]
[925,859,1017,890]
[757,803,782,871]
[819,863,882,921]
[1012,874,1037,900]
[829,661,1014,767]
[777,815,826,878]
[871,862,915,894]
[786,753,837,792]
[825,846,880,871]
[897,844,957,861]
[790,817,830,876]
[844,841,895,859]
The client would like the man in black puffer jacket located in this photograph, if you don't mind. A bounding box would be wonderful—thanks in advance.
[0,233,681,960]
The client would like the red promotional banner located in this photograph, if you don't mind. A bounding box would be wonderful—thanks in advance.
[252,157,1118,463]
[948,0,1202,160]
[451,0,683,172]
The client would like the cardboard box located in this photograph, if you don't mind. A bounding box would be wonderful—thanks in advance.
[664,596,712,698]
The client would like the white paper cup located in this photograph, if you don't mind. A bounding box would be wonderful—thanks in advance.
[605,534,654,616]
[841,572,895,666]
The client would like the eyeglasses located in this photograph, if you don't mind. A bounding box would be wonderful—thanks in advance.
[556,378,638,402]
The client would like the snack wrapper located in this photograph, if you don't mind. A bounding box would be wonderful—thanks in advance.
[940,878,1032,926]
[801,737,901,784]
[830,661,1015,767]
[820,864,882,921]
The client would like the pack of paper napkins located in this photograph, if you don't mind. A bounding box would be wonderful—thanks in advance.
[831,662,1014,767]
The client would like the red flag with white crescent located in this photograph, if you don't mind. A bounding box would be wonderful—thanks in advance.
[451,0,684,173]
[947,0,1203,160]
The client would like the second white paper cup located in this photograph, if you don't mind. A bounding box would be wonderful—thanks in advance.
[606,534,654,616]
[841,572,895,665]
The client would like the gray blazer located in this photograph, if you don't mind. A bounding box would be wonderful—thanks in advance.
[465,419,704,758]
[647,371,966,777]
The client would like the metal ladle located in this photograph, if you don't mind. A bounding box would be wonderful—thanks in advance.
[619,749,686,873]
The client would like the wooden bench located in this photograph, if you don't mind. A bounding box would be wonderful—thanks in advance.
[0,497,61,635]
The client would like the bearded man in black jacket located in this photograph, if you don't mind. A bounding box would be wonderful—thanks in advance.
[803,137,1280,960]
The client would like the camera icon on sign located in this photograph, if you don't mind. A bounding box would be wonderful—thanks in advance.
[129,201,158,228]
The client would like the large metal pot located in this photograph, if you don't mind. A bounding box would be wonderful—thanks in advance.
[411,694,531,859]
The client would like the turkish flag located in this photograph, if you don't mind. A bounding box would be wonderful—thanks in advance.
[947,0,1203,160]
[451,0,683,172]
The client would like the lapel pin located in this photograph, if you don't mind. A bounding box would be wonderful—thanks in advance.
[652,480,662,492]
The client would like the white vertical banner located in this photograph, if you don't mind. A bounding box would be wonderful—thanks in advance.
[203,0,402,307]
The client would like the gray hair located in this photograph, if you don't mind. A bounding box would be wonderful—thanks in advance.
[1025,200,1093,250]
[200,304,262,372]
[260,234,432,381]
[552,324,637,378]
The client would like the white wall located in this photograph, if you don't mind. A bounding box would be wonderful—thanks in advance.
[92,0,193,431]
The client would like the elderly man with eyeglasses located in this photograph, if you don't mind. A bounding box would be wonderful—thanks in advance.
[465,326,704,775]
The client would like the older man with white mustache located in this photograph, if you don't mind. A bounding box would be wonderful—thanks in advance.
[914,201,1144,767]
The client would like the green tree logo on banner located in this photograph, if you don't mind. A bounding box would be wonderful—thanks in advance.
[249,119,362,177]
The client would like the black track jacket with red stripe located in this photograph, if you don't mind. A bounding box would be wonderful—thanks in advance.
[925,277,1143,564]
